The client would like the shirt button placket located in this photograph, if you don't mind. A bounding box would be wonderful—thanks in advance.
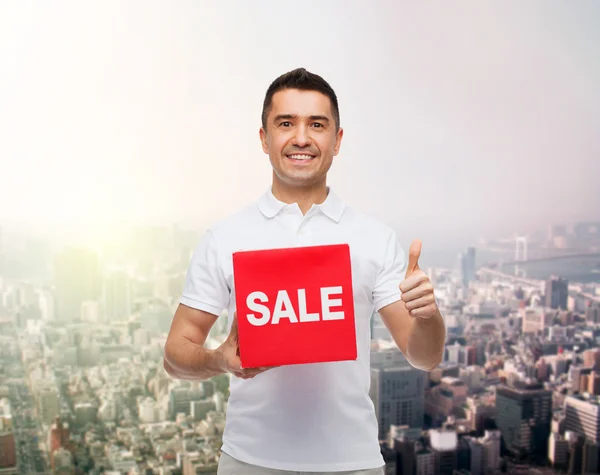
[297,215,313,246]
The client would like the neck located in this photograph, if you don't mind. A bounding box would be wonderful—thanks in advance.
[271,179,329,215]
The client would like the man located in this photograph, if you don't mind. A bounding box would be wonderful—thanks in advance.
[163,68,446,474]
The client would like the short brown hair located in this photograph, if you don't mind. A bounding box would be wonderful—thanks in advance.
[261,68,340,131]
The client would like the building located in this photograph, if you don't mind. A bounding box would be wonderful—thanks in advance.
[459,366,483,391]
[465,396,496,435]
[370,347,426,439]
[415,446,435,475]
[586,304,600,324]
[191,400,216,422]
[583,349,600,368]
[561,431,600,475]
[462,437,483,475]
[168,384,204,420]
[570,366,595,393]
[425,377,468,423]
[182,452,218,475]
[588,372,600,396]
[389,426,421,475]
[430,429,457,475]
[138,397,158,424]
[444,343,476,366]
[453,429,500,475]
[52,447,75,475]
[0,424,16,470]
[548,432,569,469]
[47,417,72,471]
[521,306,547,334]
[459,247,476,287]
[564,394,600,444]
[481,429,501,472]
[563,431,588,475]
[38,387,60,426]
[495,381,552,458]
[545,276,568,310]
[74,402,98,426]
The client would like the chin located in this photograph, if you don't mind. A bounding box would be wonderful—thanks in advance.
[277,173,320,187]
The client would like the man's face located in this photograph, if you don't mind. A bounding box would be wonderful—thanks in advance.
[260,89,343,189]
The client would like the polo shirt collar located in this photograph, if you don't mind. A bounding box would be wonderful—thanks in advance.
[257,186,345,222]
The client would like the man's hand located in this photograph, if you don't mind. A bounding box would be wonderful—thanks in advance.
[400,239,439,319]
[215,312,276,379]
[379,238,445,371]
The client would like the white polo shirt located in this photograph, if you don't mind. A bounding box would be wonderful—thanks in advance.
[180,187,407,472]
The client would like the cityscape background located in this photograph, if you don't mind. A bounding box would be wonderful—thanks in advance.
[1,1,600,475]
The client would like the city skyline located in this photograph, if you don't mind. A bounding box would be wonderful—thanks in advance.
[2,223,600,473]
[1,217,599,281]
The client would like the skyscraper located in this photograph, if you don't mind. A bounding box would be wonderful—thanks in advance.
[495,381,552,458]
[370,347,426,439]
[457,247,476,287]
[465,246,476,284]
[545,276,568,310]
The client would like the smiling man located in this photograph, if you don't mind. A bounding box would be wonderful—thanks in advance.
[163,68,446,475]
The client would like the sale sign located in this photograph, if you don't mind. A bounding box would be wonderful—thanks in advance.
[232,243,357,368]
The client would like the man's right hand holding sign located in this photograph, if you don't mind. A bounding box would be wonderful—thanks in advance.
[379,239,446,371]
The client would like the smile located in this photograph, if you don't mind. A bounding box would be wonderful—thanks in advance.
[287,154,315,161]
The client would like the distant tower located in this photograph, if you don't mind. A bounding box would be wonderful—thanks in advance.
[515,236,528,277]
[545,276,569,310]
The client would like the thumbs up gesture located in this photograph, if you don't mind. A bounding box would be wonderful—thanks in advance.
[399,239,438,319]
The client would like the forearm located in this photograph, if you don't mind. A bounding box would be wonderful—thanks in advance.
[405,309,446,371]
[163,336,225,381]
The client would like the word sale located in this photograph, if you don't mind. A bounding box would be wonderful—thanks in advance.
[245,286,345,326]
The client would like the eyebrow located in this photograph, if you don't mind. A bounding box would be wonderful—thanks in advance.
[273,114,330,123]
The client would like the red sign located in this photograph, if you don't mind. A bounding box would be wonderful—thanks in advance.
[232,243,357,368]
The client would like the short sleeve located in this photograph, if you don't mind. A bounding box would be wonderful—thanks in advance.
[179,230,230,317]
[372,231,407,312]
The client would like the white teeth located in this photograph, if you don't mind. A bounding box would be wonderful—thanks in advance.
[288,154,314,160]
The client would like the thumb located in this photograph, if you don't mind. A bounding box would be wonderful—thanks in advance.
[405,239,422,277]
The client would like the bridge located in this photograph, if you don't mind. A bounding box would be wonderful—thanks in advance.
[482,252,600,269]
[478,267,542,287]
[477,267,600,304]
[475,236,600,305]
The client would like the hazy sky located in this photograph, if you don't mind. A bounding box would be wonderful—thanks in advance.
[1,1,599,250]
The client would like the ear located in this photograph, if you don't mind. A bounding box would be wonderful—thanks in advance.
[259,127,269,154]
[333,127,344,156]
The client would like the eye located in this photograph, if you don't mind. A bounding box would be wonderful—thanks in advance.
[312,123,323,128]
[279,121,292,127]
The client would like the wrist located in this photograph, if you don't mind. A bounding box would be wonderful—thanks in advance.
[205,347,226,374]
[414,307,443,327]
[412,313,437,331]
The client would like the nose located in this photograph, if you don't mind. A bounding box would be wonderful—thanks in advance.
[292,125,311,147]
